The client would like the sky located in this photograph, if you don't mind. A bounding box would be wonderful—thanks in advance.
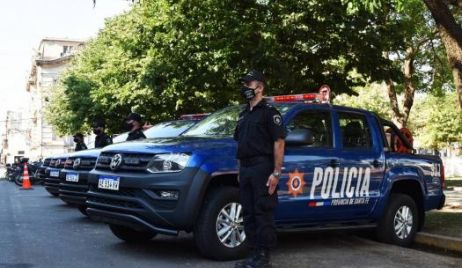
[0,0,131,135]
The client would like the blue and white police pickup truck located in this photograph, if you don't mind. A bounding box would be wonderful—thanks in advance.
[85,93,445,260]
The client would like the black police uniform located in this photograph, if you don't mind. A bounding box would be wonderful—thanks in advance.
[94,133,113,148]
[75,142,87,152]
[126,128,146,141]
[234,99,286,251]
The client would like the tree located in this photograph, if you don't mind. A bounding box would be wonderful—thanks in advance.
[422,0,462,110]
[345,0,451,128]
[411,92,462,149]
[49,0,403,135]
[349,0,462,110]
[334,83,393,120]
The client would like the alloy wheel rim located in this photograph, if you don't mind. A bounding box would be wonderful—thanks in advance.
[393,205,413,239]
[216,202,246,248]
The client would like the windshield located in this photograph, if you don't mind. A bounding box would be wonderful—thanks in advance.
[112,120,196,143]
[183,103,294,137]
[144,120,196,138]
[112,132,129,143]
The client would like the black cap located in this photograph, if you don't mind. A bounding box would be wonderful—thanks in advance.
[126,112,142,122]
[92,118,105,128]
[239,69,265,83]
[73,133,84,139]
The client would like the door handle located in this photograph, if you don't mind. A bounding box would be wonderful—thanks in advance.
[372,160,383,168]
[329,159,340,167]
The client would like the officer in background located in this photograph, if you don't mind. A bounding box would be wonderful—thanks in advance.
[73,133,88,151]
[92,119,112,148]
[234,70,286,268]
[125,113,147,141]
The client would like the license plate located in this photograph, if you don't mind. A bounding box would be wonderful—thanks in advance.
[98,176,120,191]
[66,173,79,182]
[50,170,59,177]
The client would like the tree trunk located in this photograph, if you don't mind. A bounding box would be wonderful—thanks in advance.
[424,0,462,110]
[402,47,416,127]
[386,79,404,127]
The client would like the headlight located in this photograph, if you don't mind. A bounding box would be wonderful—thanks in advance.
[146,153,190,173]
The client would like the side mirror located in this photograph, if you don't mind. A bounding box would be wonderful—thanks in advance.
[286,129,315,146]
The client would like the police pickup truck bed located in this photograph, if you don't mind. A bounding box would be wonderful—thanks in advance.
[86,95,445,260]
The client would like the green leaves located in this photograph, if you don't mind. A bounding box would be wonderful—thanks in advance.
[411,92,462,149]
[49,0,403,135]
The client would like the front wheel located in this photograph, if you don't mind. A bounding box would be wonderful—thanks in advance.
[376,193,420,247]
[14,175,22,186]
[109,224,156,243]
[194,187,248,260]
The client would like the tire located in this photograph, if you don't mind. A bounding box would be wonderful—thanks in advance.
[78,206,88,216]
[376,193,419,247]
[14,175,22,186]
[194,187,248,260]
[109,224,156,243]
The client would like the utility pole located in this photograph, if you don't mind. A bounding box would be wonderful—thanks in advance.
[2,113,9,164]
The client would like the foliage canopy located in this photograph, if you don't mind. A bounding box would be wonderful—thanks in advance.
[48,0,403,134]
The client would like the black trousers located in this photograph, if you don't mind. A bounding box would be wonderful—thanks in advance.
[239,160,278,250]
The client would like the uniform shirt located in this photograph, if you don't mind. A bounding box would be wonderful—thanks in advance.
[75,142,88,152]
[234,99,286,160]
[94,133,113,148]
[126,128,146,141]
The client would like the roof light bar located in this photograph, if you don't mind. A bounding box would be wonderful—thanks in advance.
[269,85,331,103]
[179,113,210,120]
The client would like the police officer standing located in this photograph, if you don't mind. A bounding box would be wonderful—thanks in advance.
[73,133,88,151]
[125,113,147,141]
[92,119,113,148]
[234,70,286,268]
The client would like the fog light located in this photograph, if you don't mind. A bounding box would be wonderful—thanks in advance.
[157,190,179,200]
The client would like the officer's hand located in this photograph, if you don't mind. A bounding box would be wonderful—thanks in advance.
[266,175,279,195]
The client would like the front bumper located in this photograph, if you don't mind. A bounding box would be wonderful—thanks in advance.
[86,167,208,235]
[59,169,90,206]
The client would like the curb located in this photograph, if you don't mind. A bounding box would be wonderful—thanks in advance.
[415,232,462,254]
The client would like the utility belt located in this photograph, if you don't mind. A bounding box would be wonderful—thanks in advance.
[239,155,273,168]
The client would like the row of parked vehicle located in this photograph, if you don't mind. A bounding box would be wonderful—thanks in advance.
[32,93,445,260]
[5,159,42,186]
[33,116,205,207]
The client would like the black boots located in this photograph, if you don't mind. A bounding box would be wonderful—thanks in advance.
[235,249,271,268]
[234,250,258,268]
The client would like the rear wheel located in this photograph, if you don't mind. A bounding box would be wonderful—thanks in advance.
[377,193,419,247]
[109,224,156,243]
[194,187,248,260]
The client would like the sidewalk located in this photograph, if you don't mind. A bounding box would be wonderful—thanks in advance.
[418,182,462,254]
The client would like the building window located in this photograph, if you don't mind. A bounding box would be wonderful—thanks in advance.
[61,46,74,57]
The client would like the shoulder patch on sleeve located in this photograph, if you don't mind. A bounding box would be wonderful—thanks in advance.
[273,114,282,125]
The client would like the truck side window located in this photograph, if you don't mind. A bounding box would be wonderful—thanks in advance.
[338,112,372,149]
[286,111,333,147]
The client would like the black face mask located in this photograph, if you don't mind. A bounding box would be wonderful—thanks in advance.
[73,138,79,143]
[240,86,256,100]
[124,122,134,131]
[93,128,102,135]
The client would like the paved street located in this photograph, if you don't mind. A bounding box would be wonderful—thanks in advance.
[0,180,461,268]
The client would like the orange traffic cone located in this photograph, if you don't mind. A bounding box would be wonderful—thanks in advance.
[20,163,33,190]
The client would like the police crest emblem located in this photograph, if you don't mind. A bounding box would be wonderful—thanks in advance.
[287,169,306,197]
